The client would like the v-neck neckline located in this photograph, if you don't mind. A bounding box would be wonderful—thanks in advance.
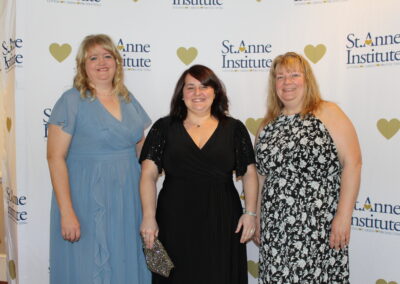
[181,121,220,151]
[96,96,123,123]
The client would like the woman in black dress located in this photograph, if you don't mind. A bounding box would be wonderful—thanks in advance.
[139,65,258,284]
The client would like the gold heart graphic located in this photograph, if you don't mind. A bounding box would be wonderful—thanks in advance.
[239,47,246,52]
[9,260,16,280]
[6,117,12,132]
[49,43,72,63]
[376,279,398,284]
[248,260,259,278]
[304,44,327,64]
[377,118,400,139]
[364,204,372,210]
[245,118,263,136]
[365,39,372,45]
[177,47,198,65]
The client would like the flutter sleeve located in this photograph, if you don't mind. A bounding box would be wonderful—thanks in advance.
[234,119,256,177]
[48,89,81,135]
[139,118,167,174]
[129,93,152,129]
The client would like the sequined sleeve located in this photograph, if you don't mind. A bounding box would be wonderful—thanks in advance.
[234,119,256,177]
[139,118,167,174]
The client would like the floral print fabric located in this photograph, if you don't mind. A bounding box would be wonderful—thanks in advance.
[255,114,349,284]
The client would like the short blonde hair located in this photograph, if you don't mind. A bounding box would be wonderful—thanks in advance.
[73,34,129,102]
[262,52,323,127]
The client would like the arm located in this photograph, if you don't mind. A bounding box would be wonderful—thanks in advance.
[253,173,265,246]
[318,102,362,250]
[140,159,160,249]
[47,124,80,242]
[235,164,259,243]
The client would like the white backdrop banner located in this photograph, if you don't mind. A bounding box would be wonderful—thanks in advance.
[1,0,399,283]
[0,0,18,283]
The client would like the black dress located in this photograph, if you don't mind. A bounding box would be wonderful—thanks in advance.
[140,116,255,284]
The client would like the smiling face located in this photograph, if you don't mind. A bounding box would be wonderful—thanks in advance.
[85,44,116,88]
[182,74,215,115]
[275,63,305,113]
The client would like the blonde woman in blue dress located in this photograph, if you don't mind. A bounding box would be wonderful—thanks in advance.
[47,34,151,284]
[254,52,362,283]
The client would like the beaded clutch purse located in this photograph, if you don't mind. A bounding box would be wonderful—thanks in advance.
[142,238,174,277]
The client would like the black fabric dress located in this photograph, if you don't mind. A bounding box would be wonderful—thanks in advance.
[140,116,255,284]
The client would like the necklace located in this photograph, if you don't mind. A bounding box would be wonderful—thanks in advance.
[184,116,211,128]
[184,120,201,128]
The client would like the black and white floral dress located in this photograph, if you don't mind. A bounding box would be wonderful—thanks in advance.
[255,114,349,284]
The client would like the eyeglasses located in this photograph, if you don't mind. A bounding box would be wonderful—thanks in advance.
[275,72,303,82]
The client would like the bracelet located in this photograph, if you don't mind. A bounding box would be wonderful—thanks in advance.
[243,210,257,217]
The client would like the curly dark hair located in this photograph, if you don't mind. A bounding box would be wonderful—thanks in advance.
[170,64,229,121]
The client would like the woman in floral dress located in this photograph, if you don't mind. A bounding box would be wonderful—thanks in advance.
[254,52,362,284]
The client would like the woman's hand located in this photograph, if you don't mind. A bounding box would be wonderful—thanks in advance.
[61,210,80,242]
[235,213,256,243]
[140,216,159,249]
[329,213,351,250]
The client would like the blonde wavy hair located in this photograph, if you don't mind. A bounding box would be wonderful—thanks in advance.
[261,52,323,127]
[73,34,129,102]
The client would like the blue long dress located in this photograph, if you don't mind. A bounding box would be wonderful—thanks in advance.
[49,88,151,284]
